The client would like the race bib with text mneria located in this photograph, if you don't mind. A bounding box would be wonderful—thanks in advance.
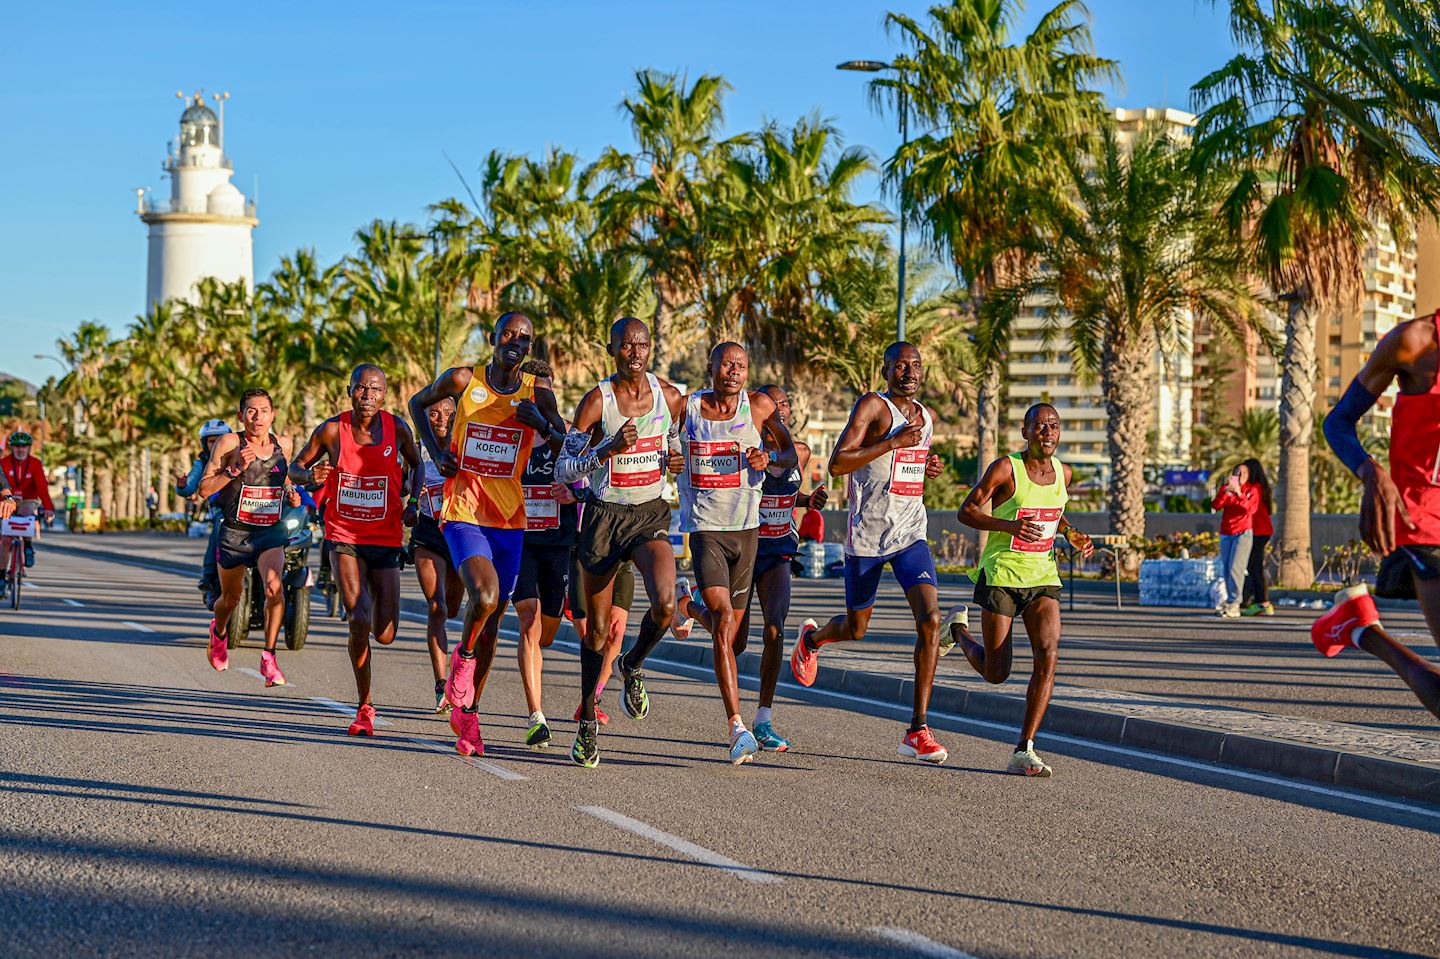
[689,440,742,490]
[611,434,663,488]
[459,422,523,477]
[759,493,797,538]
[236,484,282,526]
[1010,506,1063,553]
[523,485,561,530]
[890,446,929,497]
[336,473,388,522]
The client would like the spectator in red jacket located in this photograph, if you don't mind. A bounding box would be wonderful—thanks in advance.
[1241,459,1274,616]
[1212,463,1257,618]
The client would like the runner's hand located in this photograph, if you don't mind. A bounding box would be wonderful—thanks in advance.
[435,449,458,478]
[402,503,419,528]
[311,462,334,486]
[551,482,576,505]
[1066,527,1095,559]
[892,410,924,450]
[514,399,546,432]
[612,418,638,454]
[809,486,829,510]
[666,449,685,475]
[285,487,302,508]
[236,444,258,470]
[1359,459,1413,555]
[925,453,944,478]
[745,446,768,471]
[1012,519,1047,543]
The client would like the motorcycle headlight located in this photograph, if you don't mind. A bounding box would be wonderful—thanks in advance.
[285,518,299,530]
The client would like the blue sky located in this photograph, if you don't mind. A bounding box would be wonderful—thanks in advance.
[0,1,1233,388]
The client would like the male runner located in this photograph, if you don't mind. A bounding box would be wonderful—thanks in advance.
[198,389,303,685]
[947,402,1094,776]
[1316,312,1440,719]
[292,365,423,736]
[680,384,828,752]
[403,394,464,713]
[788,342,949,763]
[512,359,581,749]
[1,432,54,577]
[556,317,685,768]
[670,347,796,763]
[410,313,565,757]
[572,559,634,724]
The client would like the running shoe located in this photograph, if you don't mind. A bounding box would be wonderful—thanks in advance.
[898,726,948,764]
[571,719,599,768]
[754,720,790,752]
[573,702,610,725]
[791,618,819,687]
[206,619,229,672]
[938,604,970,657]
[449,708,484,757]
[1216,604,1241,618]
[1311,583,1380,658]
[1241,602,1275,617]
[618,657,649,720]
[434,680,450,714]
[729,726,760,765]
[347,703,376,737]
[258,650,286,687]
[671,577,695,640]
[1008,745,1053,777]
[446,646,476,710]
[526,717,552,750]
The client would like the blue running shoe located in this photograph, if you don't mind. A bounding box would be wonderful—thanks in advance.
[754,720,790,752]
[729,727,760,765]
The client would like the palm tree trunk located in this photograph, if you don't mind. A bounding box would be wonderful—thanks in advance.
[1275,289,1317,588]
[975,362,1003,550]
[98,467,113,521]
[651,274,676,380]
[1102,327,1155,574]
[158,449,173,514]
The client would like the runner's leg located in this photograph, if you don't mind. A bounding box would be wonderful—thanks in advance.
[257,546,285,652]
[754,560,790,711]
[1018,596,1062,746]
[516,598,544,716]
[414,547,450,684]
[1354,576,1440,719]
[212,560,248,634]
[959,609,1015,684]
[902,581,942,730]
[579,565,619,722]
[620,538,678,670]
[336,551,374,705]
[370,563,400,646]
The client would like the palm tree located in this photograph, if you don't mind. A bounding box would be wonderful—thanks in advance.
[879,0,1116,479]
[1191,0,1440,588]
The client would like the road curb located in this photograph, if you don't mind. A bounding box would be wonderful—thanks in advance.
[48,539,1440,807]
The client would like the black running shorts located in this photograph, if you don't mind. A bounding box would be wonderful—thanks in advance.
[568,553,635,617]
[1376,544,1440,599]
[690,529,759,605]
[216,525,289,571]
[515,543,570,617]
[333,541,404,571]
[973,570,1060,619]
[407,516,451,565]
[576,497,671,577]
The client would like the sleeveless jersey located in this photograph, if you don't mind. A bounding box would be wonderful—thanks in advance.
[679,390,763,533]
[592,373,672,506]
[845,394,932,557]
[217,434,287,532]
[1390,313,1440,546]
[325,410,405,548]
[757,464,802,558]
[977,451,1068,588]
[442,370,537,529]
[521,438,578,547]
[418,457,445,521]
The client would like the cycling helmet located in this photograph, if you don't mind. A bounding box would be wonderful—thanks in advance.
[198,419,233,440]
[7,431,33,447]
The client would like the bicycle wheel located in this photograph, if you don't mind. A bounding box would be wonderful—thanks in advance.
[8,546,21,611]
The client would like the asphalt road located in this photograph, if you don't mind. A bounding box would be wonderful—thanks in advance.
[0,548,1437,958]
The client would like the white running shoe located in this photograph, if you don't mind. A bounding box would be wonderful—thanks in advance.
[938,603,970,657]
[672,577,695,640]
[1008,744,1053,777]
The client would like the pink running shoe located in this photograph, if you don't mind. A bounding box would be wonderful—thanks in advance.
[258,650,286,687]
[446,646,476,710]
[1312,584,1380,658]
[791,618,819,687]
[574,702,610,726]
[449,708,485,757]
[207,619,229,672]
[347,704,376,737]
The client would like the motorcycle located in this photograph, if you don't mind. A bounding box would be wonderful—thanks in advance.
[225,499,316,651]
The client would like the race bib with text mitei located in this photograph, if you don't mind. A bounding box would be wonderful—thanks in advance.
[459,422,523,477]
[236,484,282,526]
[422,482,445,519]
[611,434,664,488]
[890,446,929,497]
[336,473,388,522]
[759,493,797,538]
[689,440,742,490]
[523,484,561,530]
[1010,506,1063,553]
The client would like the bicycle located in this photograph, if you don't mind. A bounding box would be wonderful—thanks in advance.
[1,498,41,612]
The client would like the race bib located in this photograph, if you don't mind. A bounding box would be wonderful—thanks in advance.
[336,472,388,522]
[422,481,445,519]
[523,484,560,530]
[890,446,929,497]
[1011,506,1063,553]
[459,422,523,477]
[236,484,282,526]
[612,434,663,488]
[759,493,797,538]
[689,440,741,490]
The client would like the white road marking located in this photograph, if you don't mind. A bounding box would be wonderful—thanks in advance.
[309,696,394,727]
[578,805,782,884]
[870,927,981,959]
[25,581,42,589]
[122,620,154,633]
[237,666,268,682]
[62,598,83,607]
[406,736,526,781]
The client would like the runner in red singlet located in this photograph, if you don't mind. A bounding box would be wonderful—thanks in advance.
[291,365,424,735]
[1317,312,1440,719]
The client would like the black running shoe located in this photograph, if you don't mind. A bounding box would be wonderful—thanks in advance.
[570,720,599,768]
[618,659,649,720]
[527,718,551,750]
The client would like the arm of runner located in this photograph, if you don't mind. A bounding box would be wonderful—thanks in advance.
[959,456,1043,542]
[556,388,632,484]
[288,421,336,487]
[1056,465,1094,557]
[409,368,471,475]
[748,391,797,472]
[792,445,829,510]
[526,385,567,455]
[395,417,424,504]
[197,434,242,499]
[828,395,893,477]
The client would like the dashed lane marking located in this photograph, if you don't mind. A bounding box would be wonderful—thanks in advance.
[578,805,782,884]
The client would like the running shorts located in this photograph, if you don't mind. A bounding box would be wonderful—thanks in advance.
[217,525,288,571]
[843,540,938,611]
[569,553,635,618]
[690,529,759,603]
[754,550,795,582]
[515,542,570,618]
[333,541,404,571]
[407,515,451,565]
[973,570,1061,618]
[576,497,671,577]
[1376,544,1440,600]
[442,521,525,603]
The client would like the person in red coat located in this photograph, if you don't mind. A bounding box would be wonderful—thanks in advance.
[1212,463,1257,618]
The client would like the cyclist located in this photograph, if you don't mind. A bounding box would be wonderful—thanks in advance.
[176,419,234,607]
[1,432,55,577]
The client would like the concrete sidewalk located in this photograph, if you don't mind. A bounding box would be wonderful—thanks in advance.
[45,532,1440,805]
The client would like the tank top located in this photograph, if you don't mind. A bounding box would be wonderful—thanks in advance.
[845,394,932,557]
[217,434,287,532]
[679,390,763,533]
[325,410,405,548]
[1389,312,1440,546]
[757,465,802,558]
[977,451,1068,588]
[418,457,445,521]
[521,438,579,547]
[442,370,537,529]
[592,373,672,506]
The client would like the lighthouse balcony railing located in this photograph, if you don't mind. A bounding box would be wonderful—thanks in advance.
[142,196,257,218]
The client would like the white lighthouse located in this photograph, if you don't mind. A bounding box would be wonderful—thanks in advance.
[138,91,258,308]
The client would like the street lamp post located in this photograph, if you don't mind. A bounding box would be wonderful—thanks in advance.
[838,59,911,343]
